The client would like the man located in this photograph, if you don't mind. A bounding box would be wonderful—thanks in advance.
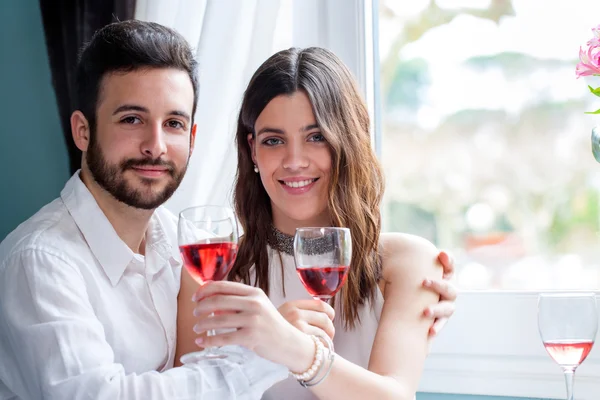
[0,20,287,399]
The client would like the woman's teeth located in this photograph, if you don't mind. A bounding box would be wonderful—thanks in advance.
[283,179,315,188]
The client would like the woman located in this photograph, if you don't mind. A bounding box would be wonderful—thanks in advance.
[176,47,457,399]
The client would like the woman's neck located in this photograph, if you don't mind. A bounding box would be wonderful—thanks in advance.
[271,208,331,235]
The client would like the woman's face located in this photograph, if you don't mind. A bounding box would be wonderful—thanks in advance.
[248,91,332,234]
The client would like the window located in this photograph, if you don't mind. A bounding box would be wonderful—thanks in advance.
[374,0,600,397]
[378,0,600,291]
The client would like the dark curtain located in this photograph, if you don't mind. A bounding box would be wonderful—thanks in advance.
[39,0,137,174]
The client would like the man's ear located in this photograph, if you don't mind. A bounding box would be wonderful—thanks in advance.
[190,123,197,155]
[71,111,91,152]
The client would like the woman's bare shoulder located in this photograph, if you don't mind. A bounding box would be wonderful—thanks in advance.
[379,232,441,282]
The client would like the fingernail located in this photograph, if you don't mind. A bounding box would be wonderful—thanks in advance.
[193,324,202,334]
[423,279,431,286]
[195,337,203,346]
[192,308,199,317]
[192,293,199,302]
[424,307,432,317]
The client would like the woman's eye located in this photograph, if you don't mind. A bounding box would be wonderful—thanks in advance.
[309,133,325,142]
[263,137,283,146]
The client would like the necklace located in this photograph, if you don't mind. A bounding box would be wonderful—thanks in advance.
[268,225,335,256]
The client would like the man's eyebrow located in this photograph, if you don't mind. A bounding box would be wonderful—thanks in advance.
[168,110,191,122]
[112,104,149,115]
[112,105,191,122]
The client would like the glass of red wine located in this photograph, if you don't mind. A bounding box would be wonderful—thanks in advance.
[293,227,352,302]
[538,292,598,400]
[178,205,239,364]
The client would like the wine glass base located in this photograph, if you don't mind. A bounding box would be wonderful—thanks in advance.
[180,349,244,366]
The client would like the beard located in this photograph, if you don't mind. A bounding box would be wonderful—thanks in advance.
[86,136,188,210]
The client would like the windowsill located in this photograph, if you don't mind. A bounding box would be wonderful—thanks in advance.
[418,292,600,399]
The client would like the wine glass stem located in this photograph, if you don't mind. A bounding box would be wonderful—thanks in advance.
[205,312,218,355]
[563,368,575,400]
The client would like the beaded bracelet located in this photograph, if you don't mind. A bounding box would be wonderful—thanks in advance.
[291,334,336,387]
[290,335,325,382]
[303,348,335,387]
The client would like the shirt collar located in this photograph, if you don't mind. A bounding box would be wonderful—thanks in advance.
[61,172,179,286]
[145,209,181,276]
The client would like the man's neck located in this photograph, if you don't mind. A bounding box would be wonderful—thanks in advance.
[79,170,153,255]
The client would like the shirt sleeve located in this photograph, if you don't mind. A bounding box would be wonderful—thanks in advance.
[0,248,288,400]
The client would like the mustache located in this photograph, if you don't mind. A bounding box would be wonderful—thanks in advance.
[121,158,176,173]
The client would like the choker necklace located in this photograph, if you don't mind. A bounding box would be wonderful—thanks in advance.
[268,226,335,256]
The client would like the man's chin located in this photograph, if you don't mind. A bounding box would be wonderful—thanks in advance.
[125,169,170,183]
[109,182,173,209]
[120,194,169,210]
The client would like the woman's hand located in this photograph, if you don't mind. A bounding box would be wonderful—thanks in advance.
[422,250,458,337]
[191,281,316,373]
[278,299,336,340]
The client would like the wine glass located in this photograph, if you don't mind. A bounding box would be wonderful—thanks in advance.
[538,292,598,400]
[591,126,600,163]
[178,205,239,364]
[293,227,352,302]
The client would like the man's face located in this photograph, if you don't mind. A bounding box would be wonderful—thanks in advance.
[85,68,195,210]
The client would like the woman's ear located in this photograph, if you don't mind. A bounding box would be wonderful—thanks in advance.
[247,133,257,164]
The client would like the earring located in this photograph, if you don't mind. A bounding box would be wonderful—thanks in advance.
[253,165,259,173]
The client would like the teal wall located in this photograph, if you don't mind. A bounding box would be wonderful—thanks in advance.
[0,0,70,240]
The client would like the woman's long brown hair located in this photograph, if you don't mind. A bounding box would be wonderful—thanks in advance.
[229,47,385,329]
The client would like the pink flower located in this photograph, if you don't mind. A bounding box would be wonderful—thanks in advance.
[576,25,600,78]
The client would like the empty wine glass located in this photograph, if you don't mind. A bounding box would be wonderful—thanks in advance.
[178,205,239,365]
[293,227,352,302]
[538,292,598,400]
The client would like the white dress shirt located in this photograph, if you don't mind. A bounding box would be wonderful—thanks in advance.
[0,172,287,400]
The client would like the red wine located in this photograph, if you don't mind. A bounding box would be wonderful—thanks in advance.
[296,265,350,300]
[543,340,594,367]
[180,242,237,285]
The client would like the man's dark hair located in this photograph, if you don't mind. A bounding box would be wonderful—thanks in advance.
[75,20,199,132]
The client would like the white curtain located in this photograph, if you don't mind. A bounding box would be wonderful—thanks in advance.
[135,0,285,215]
[134,0,373,215]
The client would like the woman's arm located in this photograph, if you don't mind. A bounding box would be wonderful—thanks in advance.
[306,232,443,400]
[178,233,442,399]
[177,272,320,376]
[176,268,335,369]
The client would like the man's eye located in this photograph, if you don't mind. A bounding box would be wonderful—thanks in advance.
[121,116,141,124]
[167,120,184,129]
